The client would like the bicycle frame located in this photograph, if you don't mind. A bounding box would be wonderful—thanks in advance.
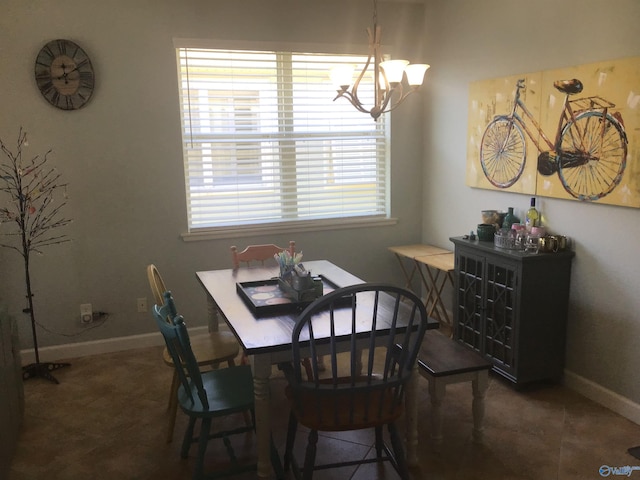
[504,80,559,153]
[505,79,614,156]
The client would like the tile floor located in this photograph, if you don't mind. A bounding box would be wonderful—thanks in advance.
[8,345,640,480]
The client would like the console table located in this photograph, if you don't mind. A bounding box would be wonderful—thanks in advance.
[450,236,574,385]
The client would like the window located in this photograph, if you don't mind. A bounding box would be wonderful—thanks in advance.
[176,44,390,233]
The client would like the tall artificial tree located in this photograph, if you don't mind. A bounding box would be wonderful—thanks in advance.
[0,128,71,383]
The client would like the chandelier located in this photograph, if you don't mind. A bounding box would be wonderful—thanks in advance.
[330,0,430,121]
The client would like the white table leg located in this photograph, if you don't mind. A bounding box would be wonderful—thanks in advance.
[252,353,273,478]
[206,295,219,333]
[428,378,445,450]
[405,363,419,466]
[471,371,489,443]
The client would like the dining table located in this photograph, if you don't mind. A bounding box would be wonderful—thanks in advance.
[196,260,437,478]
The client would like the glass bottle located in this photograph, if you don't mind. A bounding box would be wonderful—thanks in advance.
[525,197,540,231]
[502,207,520,229]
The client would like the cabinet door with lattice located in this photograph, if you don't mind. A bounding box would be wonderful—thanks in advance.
[484,259,519,377]
[454,250,485,352]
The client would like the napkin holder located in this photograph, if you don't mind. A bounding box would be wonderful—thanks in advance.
[278,268,323,303]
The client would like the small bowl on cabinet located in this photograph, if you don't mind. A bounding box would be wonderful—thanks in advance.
[476,223,496,242]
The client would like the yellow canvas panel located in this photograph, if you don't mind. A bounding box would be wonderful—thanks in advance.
[466,56,640,208]
[467,72,540,195]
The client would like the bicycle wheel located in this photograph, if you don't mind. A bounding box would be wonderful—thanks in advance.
[558,111,627,201]
[480,116,526,188]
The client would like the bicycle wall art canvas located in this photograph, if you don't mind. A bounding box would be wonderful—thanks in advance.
[466,56,640,208]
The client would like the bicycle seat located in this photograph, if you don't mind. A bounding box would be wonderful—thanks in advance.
[554,79,583,95]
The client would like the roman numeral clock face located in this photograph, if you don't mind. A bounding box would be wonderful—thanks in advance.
[34,39,95,110]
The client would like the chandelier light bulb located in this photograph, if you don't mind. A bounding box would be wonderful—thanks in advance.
[330,64,356,90]
[405,64,430,86]
[379,60,409,84]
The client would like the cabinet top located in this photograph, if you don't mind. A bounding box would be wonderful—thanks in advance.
[449,236,575,261]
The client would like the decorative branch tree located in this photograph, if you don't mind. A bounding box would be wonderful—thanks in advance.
[0,128,71,384]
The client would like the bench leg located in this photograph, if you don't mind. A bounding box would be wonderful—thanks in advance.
[405,364,419,466]
[471,371,489,443]
[428,377,445,450]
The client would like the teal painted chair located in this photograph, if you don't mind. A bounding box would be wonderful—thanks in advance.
[147,264,240,443]
[152,291,282,479]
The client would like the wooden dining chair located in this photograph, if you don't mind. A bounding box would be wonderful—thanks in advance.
[229,241,317,379]
[281,283,428,480]
[230,240,296,269]
[152,291,283,480]
[146,264,240,443]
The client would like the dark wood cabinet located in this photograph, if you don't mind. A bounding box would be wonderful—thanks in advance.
[450,237,574,385]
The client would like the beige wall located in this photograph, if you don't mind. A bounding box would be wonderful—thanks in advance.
[422,0,640,409]
[2,0,638,421]
[0,1,425,347]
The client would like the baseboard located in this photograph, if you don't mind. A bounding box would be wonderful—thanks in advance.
[564,369,640,426]
[19,326,210,365]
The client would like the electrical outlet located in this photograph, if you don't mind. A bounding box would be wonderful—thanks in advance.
[137,297,147,313]
[80,303,93,324]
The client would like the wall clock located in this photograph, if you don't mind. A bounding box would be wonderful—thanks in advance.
[34,39,95,110]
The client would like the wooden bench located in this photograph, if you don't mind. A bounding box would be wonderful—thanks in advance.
[417,329,492,448]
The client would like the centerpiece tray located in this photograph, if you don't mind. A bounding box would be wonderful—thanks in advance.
[236,275,340,316]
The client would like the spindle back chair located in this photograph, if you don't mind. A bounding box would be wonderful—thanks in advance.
[281,283,428,479]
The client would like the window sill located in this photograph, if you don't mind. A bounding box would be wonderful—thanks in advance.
[181,216,398,242]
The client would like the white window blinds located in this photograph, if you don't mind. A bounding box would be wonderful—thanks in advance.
[176,47,389,231]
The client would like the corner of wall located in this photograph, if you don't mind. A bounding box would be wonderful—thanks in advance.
[564,369,640,426]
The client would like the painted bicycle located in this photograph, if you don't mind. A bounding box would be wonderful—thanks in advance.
[480,78,628,201]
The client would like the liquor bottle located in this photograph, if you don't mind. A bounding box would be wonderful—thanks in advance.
[525,197,539,230]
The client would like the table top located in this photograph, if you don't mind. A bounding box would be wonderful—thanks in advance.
[197,260,437,357]
[388,244,452,259]
[415,252,455,272]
